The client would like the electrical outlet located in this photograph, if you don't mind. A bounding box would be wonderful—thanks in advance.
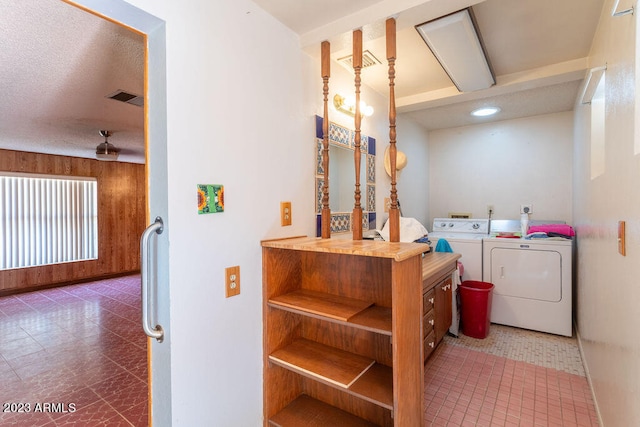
[280,201,292,226]
[225,266,240,297]
[487,204,494,215]
[520,204,533,214]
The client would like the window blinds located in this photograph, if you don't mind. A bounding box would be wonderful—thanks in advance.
[0,173,98,270]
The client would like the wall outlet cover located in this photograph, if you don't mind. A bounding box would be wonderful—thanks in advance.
[520,204,533,214]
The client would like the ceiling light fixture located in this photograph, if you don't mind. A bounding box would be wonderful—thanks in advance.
[96,130,120,161]
[333,94,374,117]
[415,8,495,92]
[471,107,501,117]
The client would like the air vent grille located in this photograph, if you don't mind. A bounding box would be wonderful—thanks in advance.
[106,90,144,107]
[337,50,382,69]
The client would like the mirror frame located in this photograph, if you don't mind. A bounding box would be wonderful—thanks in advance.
[314,115,376,236]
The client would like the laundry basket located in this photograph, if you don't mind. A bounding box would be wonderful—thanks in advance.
[459,280,494,339]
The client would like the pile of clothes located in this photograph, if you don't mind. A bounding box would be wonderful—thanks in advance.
[525,224,575,240]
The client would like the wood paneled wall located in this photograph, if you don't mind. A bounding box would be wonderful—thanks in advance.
[0,149,146,294]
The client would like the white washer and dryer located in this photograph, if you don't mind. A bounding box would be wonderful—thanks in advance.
[428,218,489,281]
[482,235,573,337]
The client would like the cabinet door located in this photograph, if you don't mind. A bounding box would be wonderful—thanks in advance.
[434,276,452,343]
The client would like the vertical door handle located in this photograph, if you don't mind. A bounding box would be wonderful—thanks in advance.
[141,216,164,342]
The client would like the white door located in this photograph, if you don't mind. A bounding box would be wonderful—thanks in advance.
[69,1,172,424]
[488,247,562,302]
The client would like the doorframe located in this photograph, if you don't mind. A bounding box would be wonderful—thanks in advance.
[62,1,171,425]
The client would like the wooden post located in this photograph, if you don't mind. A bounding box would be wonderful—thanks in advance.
[386,18,400,243]
[352,29,363,240]
[321,41,331,239]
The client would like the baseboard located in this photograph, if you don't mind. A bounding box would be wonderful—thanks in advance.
[575,320,604,426]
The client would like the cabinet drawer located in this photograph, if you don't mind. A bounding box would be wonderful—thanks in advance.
[423,310,435,338]
[423,330,436,361]
[423,288,435,312]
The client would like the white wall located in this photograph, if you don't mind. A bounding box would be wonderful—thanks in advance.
[118,0,316,425]
[573,1,640,425]
[428,112,574,226]
[395,115,431,225]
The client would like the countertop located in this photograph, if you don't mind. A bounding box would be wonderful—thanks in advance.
[422,252,461,281]
[261,236,430,262]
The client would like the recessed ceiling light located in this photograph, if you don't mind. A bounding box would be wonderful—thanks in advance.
[471,107,501,117]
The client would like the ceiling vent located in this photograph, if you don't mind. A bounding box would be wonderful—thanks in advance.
[337,50,382,69]
[106,90,144,107]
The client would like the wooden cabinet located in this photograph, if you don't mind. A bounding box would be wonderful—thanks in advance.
[262,237,459,426]
[434,276,453,343]
[421,255,458,362]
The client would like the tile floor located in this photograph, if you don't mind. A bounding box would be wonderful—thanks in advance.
[425,325,600,426]
[1,277,601,426]
[0,276,147,426]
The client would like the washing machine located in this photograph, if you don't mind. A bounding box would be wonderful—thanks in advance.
[429,218,489,337]
[429,218,489,282]
[482,237,573,336]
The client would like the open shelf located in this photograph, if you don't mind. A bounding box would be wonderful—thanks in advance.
[269,289,392,335]
[269,339,393,409]
[269,339,375,388]
[269,394,380,427]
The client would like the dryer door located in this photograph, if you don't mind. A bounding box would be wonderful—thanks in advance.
[488,247,562,302]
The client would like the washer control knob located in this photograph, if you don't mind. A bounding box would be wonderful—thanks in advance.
[440,222,447,227]
[448,223,454,227]
[472,223,480,229]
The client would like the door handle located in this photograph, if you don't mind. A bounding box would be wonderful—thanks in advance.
[141,216,164,342]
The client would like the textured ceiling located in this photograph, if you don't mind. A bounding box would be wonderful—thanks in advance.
[0,0,605,163]
[0,0,144,163]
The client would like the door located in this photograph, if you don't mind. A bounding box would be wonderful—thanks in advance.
[434,276,452,343]
[488,247,562,302]
[68,1,172,425]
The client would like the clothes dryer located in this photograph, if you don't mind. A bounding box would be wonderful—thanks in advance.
[482,237,573,336]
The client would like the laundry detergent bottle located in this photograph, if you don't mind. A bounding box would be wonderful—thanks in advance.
[520,213,529,236]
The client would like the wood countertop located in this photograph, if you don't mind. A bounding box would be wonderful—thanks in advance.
[261,236,430,262]
[422,252,461,281]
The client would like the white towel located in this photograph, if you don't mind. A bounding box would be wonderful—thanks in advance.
[378,217,428,243]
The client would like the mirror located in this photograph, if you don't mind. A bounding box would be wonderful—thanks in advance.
[314,115,376,236]
[329,144,365,212]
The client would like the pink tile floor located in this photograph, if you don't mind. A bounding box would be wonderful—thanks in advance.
[0,276,147,426]
[425,329,600,427]
[1,276,600,426]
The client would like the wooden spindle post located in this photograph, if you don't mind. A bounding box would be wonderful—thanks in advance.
[321,41,331,239]
[352,29,363,240]
[386,18,400,242]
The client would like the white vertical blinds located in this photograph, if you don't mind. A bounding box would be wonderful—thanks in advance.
[0,173,98,270]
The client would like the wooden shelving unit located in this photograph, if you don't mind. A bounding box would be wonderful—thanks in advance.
[262,237,458,426]
[269,289,392,335]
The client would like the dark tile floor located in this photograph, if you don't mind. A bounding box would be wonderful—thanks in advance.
[0,276,147,426]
